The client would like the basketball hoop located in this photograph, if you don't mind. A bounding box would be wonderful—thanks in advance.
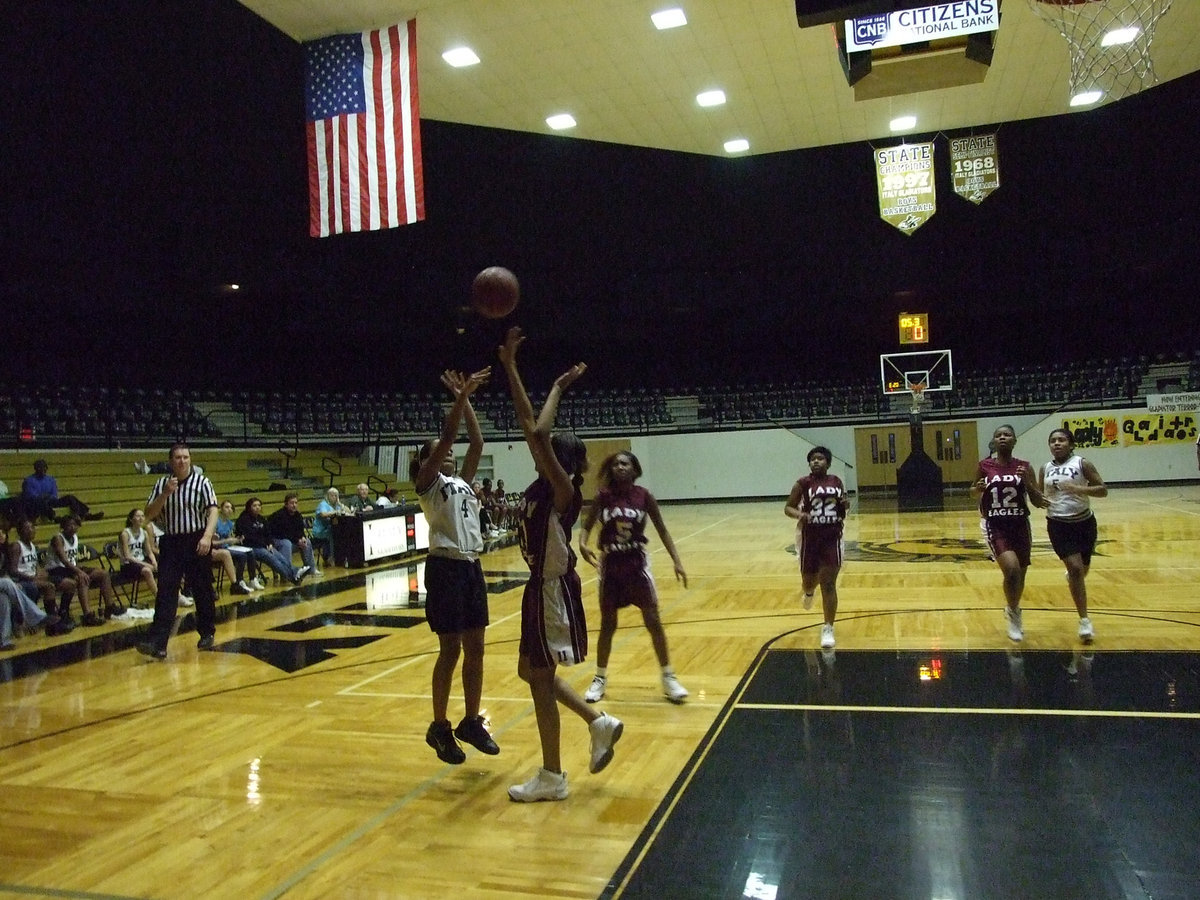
[908,380,929,415]
[1028,0,1173,104]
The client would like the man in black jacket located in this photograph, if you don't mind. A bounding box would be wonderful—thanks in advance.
[267,493,319,577]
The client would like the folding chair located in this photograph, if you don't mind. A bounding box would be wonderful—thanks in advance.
[102,542,141,609]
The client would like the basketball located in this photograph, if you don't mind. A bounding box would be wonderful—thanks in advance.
[471,266,520,319]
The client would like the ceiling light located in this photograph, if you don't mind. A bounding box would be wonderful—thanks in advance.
[442,47,480,67]
[890,115,917,131]
[1101,26,1140,47]
[724,138,749,153]
[1070,90,1103,107]
[651,9,687,30]
[546,113,577,130]
[696,90,726,107]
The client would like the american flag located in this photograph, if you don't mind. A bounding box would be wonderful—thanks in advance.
[304,20,424,237]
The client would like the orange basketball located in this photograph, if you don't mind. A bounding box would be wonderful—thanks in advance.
[471,266,520,319]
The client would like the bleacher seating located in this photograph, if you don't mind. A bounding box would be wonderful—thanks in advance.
[1,351,1188,450]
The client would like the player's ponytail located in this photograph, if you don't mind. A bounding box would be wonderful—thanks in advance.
[552,433,588,489]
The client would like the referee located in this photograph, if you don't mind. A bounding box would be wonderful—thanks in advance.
[137,443,219,659]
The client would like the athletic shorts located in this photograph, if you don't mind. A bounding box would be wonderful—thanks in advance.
[121,561,149,580]
[520,568,586,669]
[424,555,489,635]
[982,517,1032,568]
[47,567,74,587]
[1047,515,1098,565]
[599,550,657,612]
[795,526,844,576]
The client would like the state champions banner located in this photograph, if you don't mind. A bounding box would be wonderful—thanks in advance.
[950,133,999,204]
[875,142,936,235]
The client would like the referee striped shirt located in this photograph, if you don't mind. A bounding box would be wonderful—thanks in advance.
[148,471,217,534]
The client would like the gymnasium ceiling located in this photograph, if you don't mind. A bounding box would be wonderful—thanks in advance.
[237,0,1200,156]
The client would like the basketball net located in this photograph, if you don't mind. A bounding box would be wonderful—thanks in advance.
[908,380,929,415]
[1028,0,1173,103]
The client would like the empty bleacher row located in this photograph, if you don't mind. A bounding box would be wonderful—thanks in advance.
[4,352,1196,448]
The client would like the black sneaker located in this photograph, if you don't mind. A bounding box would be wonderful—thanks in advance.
[231,582,252,595]
[136,642,167,660]
[425,720,465,764]
[455,715,500,755]
[196,634,215,650]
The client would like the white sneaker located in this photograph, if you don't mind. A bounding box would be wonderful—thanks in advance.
[820,624,835,649]
[312,569,324,577]
[662,673,689,703]
[508,767,568,802]
[178,593,195,607]
[296,566,311,581]
[249,578,265,591]
[584,675,607,703]
[1078,617,1094,642]
[134,459,150,475]
[1004,606,1023,642]
[588,712,623,774]
[803,592,815,611]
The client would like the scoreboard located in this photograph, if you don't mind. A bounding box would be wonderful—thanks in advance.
[898,312,928,345]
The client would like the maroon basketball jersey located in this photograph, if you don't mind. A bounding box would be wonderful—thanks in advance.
[517,477,582,579]
[977,457,1031,520]
[794,474,846,532]
[595,484,649,555]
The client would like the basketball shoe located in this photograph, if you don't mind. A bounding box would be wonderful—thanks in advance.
[588,713,623,773]
[1004,606,1024,642]
[1078,617,1094,642]
[820,624,835,649]
[508,768,568,802]
[662,673,689,703]
[584,674,607,703]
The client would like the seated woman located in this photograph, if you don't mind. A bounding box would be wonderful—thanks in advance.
[311,488,347,568]
[119,508,158,606]
[47,514,120,624]
[214,499,261,592]
[234,498,308,585]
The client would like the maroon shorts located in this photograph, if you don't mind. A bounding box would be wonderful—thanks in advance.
[520,568,587,669]
[599,550,657,612]
[982,517,1032,567]
[795,526,843,576]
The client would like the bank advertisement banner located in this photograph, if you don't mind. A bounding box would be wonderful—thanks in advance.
[950,133,999,204]
[846,1,999,52]
[876,142,936,235]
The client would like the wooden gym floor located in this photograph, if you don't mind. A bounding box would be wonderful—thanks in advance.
[2,486,1199,898]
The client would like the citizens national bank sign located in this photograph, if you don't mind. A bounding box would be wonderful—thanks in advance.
[845,1,999,52]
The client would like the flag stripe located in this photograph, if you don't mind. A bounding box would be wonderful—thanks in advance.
[304,19,424,237]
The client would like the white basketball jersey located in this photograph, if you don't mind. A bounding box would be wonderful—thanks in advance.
[1042,455,1092,521]
[419,472,483,556]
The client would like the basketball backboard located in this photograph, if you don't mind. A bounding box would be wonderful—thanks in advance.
[880,349,953,395]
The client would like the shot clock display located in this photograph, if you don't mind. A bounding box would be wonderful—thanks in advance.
[898,312,928,345]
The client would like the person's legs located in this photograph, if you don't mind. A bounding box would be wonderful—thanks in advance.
[431,633,462,722]
[272,538,295,568]
[299,540,316,570]
[190,550,218,643]
[640,604,671,668]
[147,538,185,651]
[460,626,486,719]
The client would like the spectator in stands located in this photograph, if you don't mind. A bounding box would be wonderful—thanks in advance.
[19,459,103,523]
[311,488,347,567]
[118,508,159,605]
[47,514,121,623]
[347,483,375,514]
[471,480,496,537]
[214,499,260,592]
[492,478,512,531]
[268,493,320,577]
[235,498,309,585]
[5,519,71,633]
